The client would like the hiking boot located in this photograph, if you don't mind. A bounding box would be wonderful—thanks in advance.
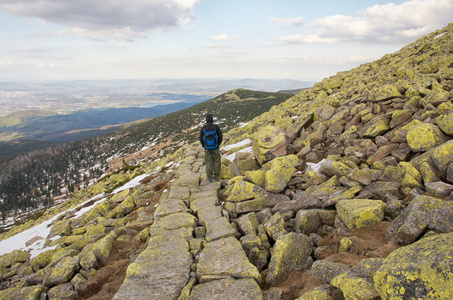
[213,175,220,181]
[208,176,213,182]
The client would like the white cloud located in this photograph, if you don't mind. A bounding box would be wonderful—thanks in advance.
[282,0,453,44]
[211,33,237,41]
[270,16,303,27]
[0,0,200,40]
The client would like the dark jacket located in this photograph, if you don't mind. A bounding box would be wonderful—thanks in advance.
[199,117,222,149]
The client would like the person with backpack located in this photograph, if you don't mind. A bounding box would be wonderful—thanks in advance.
[199,113,223,182]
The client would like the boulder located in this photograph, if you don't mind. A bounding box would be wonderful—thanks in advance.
[406,121,448,152]
[47,282,78,300]
[336,199,385,230]
[264,212,287,242]
[226,180,266,203]
[309,260,350,283]
[367,84,402,102]
[374,232,453,299]
[361,115,390,138]
[436,111,453,135]
[189,276,263,300]
[79,235,114,270]
[331,273,379,299]
[43,256,80,287]
[264,156,297,193]
[0,285,46,300]
[252,125,287,165]
[266,232,313,286]
[386,195,453,244]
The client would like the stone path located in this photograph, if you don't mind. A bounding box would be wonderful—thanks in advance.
[114,145,263,300]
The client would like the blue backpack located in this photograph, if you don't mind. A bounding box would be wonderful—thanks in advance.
[203,128,219,149]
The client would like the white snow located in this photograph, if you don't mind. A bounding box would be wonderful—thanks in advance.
[221,139,252,151]
[223,146,254,162]
[306,159,327,173]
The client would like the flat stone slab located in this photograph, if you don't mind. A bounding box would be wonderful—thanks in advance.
[205,217,236,242]
[196,237,261,284]
[152,212,197,231]
[189,276,263,300]
[190,197,219,213]
[197,206,222,226]
[168,185,190,200]
[114,235,192,300]
[154,198,190,218]
[172,172,200,187]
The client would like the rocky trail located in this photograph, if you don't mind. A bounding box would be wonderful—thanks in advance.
[114,145,264,299]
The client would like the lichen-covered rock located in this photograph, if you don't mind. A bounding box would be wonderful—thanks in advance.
[425,181,453,197]
[295,284,335,300]
[47,282,78,300]
[436,111,453,135]
[189,276,263,300]
[406,120,448,152]
[0,250,31,269]
[374,232,453,299]
[331,273,380,299]
[43,255,80,287]
[226,180,265,203]
[252,125,287,165]
[79,235,114,270]
[386,195,453,244]
[336,199,385,229]
[295,209,334,235]
[263,212,287,242]
[309,260,350,283]
[197,237,261,284]
[319,160,351,177]
[361,115,390,138]
[244,170,266,186]
[266,232,313,286]
[264,156,297,193]
[0,285,47,300]
[368,84,402,102]
[236,213,259,236]
[420,89,450,107]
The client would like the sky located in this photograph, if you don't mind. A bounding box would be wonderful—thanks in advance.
[0,0,452,82]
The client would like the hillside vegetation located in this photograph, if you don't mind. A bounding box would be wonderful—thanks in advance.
[0,89,293,219]
[0,24,452,299]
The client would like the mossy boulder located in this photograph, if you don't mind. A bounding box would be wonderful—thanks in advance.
[406,120,448,152]
[374,232,453,299]
[336,199,385,229]
[266,232,313,286]
[264,212,287,242]
[252,125,287,165]
[420,89,450,107]
[0,250,31,268]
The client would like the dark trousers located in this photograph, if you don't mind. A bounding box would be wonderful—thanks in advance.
[204,149,221,178]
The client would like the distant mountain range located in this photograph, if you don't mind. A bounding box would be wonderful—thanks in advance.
[0,102,203,143]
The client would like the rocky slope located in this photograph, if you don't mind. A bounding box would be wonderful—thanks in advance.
[0,24,453,299]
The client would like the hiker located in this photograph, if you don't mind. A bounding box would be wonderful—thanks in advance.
[199,113,223,182]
